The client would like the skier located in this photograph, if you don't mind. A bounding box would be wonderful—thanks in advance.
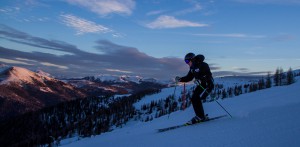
[175,52,214,125]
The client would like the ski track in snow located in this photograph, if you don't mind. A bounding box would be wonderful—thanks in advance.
[62,78,300,147]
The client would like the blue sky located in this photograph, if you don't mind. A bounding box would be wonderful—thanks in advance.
[0,0,299,80]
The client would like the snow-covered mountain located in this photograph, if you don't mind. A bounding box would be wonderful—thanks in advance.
[61,77,300,147]
[82,74,159,84]
[0,66,53,85]
[66,74,166,96]
[93,74,143,83]
[0,66,87,120]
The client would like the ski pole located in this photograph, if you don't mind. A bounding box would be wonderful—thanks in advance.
[215,100,232,118]
[197,83,233,118]
[182,83,186,110]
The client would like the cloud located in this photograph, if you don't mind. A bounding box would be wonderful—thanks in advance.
[0,58,34,65]
[213,70,269,77]
[0,1,50,23]
[0,7,20,15]
[0,25,78,54]
[271,34,295,42]
[174,0,202,15]
[0,25,189,79]
[146,15,209,29]
[232,0,300,5]
[40,62,69,69]
[146,10,166,16]
[232,67,249,72]
[146,1,203,17]
[60,14,112,35]
[106,68,132,74]
[193,33,266,38]
[65,0,135,16]
[2,25,255,79]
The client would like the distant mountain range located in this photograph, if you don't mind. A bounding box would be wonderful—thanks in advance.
[66,74,166,97]
[0,66,166,121]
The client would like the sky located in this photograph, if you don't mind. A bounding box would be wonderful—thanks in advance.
[0,0,300,80]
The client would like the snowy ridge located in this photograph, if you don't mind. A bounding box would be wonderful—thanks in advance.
[89,74,160,84]
[36,69,52,77]
[62,77,300,147]
[214,76,259,87]
[0,66,53,85]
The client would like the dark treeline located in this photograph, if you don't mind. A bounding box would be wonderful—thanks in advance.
[208,67,298,101]
[138,68,299,122]
[0,88,161,146]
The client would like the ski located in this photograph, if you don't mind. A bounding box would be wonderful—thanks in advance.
[157,115,227,133]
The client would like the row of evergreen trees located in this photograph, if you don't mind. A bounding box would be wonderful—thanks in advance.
[274,67,296,86]
[137,67,299,122]
[207,67,297,101]
[0,88,161,146]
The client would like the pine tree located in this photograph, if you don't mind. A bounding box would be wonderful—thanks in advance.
[274,67,280,86]
[286,67,295,85]
[279,68,284,86]
[222,89,227,99]
[266,72,272,88]
[258,77,265,90]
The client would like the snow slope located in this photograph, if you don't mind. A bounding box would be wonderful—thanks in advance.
[62,77,300,147]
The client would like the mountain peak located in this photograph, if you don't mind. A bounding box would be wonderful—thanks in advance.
[0,66,52,85]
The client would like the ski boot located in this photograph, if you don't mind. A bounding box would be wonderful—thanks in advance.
[186,114,209,125]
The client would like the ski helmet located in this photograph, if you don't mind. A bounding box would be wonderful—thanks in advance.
[184,52,195,63]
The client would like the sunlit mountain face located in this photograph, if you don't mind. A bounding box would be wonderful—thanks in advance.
[0,66,87,120]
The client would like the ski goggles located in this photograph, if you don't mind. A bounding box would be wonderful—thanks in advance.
[185,59,190,64]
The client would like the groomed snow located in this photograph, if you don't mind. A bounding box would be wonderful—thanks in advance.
[62,77,300,147]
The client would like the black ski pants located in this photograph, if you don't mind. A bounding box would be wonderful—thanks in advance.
[191,86,209,119]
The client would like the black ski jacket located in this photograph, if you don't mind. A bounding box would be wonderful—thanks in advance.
[179,60,214,92]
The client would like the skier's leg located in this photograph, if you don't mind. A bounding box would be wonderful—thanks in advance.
[191,87,205,119]
[191,98,205,119]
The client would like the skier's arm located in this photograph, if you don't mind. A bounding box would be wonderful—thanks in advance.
[179,70,194,82]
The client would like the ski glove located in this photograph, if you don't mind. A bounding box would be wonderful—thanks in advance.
[175,76,181,83]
